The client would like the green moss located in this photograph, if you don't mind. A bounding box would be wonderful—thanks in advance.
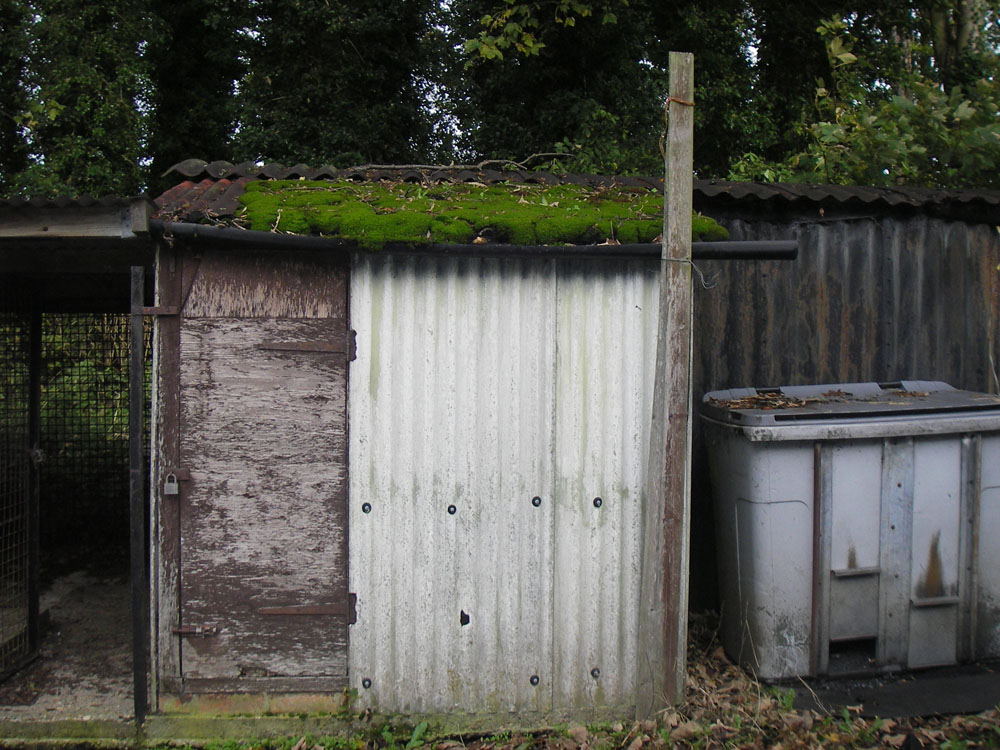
[236,179,728,248]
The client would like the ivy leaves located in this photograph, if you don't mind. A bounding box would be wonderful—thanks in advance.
[462,1,626,62]
[730,13,1000,189]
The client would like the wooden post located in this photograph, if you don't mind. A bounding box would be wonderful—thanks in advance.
[637,51,695,716]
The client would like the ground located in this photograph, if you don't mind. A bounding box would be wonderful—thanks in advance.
[157,613,998,749]
[0,568,996,747]
[0,549,133,722]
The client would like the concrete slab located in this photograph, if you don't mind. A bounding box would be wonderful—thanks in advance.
[791,662,1000,717]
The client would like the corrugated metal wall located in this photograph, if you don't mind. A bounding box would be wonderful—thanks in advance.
[693,215,1000,393]
[688,214,1000,609]
[349,254,659,716]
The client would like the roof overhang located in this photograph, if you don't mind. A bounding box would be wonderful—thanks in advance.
[0,198,156,312]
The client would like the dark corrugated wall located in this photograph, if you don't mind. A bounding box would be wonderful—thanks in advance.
[688,214,1000,610]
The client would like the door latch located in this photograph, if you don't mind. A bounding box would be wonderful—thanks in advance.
[172,624,219,637]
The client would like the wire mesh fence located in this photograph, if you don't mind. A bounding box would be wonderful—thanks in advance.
[0,285,31,678]
[38,313,151,553]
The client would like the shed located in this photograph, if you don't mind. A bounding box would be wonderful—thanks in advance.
[0,163,998,735]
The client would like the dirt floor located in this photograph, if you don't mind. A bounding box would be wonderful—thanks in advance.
[0,561,133,721]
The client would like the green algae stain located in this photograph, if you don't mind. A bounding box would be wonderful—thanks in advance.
[236,179,728,247]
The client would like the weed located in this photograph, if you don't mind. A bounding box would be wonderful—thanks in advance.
[405,721,430,750]
[767,686,796,711]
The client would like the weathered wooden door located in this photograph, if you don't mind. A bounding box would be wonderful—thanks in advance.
[163,248,351,692]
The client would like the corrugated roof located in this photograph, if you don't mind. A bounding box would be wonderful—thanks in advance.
[153,159,1000,225]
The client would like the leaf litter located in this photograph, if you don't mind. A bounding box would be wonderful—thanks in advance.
[420,612,999,750]
[200,613,999,750]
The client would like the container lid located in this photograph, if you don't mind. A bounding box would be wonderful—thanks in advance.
[700,381,1000,440]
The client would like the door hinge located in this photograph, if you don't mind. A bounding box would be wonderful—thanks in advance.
[256,593,357,624]
[256,330,356,361]
[173,624,219,637]
[142,306,179,316]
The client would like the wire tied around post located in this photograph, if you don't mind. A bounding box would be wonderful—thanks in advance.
[659,96,710,287]
[659,97,696,158]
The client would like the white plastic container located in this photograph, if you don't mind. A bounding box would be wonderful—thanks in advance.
[701,381,1000,680]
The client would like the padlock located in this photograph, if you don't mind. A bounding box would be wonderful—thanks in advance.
[164,473,180,496]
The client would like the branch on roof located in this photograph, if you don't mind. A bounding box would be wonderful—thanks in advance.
[348,153,569,172]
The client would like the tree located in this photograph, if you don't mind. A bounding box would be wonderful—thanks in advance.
[0,0,31,192]
[926,0,995,89]
[648,0,770,177]
[452,0,819,178]
[146,0,250,194]
[232,0,436,166]
[729,12,1000,188]
[449,0,664,175]
[9,0,152,197]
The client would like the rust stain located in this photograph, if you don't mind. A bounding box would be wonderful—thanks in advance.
[917,530,945,598]
[847,545,858,570]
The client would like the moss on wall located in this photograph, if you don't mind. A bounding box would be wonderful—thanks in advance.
[236,180,728,247]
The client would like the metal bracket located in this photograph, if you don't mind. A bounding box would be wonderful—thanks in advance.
[165,467,191,481]
[257,330,357,361]
[256,594,357,624]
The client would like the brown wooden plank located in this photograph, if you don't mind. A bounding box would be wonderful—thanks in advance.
[0,200,151,239]
[153,245,184,702]
[257,340,349,354]
[182,249,348,319]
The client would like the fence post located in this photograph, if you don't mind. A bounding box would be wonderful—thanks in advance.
[130,266,148,726]
[638,50,695,716]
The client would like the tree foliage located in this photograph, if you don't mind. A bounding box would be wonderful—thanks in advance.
[231,0,436,167]
[146,0,250,194]
[8,0,152,197]
[0,0,31,192]
[730,10,1000,188]
[448,0,664,174]
[1,0,999,197]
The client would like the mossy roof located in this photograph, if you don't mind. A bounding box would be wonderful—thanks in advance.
[233,179,728,248]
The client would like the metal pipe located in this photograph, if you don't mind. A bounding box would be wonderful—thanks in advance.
[129,266,148,726]
[149,219,798,261]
